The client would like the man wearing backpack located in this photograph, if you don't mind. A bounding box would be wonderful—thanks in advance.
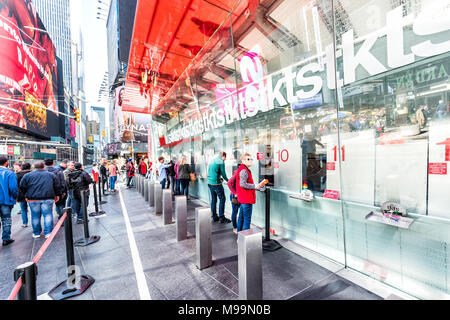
[126,159,135,188]
[68,163,94,224]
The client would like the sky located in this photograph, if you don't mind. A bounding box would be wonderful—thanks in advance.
[70,0,110,121]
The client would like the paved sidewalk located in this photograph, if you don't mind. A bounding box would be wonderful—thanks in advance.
[0,182,382,300]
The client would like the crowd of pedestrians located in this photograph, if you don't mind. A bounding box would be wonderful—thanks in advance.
[0,157,96,246]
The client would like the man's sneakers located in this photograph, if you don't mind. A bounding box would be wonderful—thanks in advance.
[212,216,220,222]
[76,219,83,224]
[220,217,231,224]
[233,228,237,234]
[2,239,14,246]
[45,234,51,239]
[21,224,28,228]
[32,234,40,239]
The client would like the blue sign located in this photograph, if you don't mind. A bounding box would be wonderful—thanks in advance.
[292,93,323,110]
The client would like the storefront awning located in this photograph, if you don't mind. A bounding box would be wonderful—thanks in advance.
[123,0,244,115]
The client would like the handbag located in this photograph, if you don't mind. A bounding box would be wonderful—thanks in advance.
[231,197,239,205]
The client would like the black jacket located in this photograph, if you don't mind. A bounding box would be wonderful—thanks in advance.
[16,169,31,202]
[100,165,107,178]
[68,169,93,200]
[20,170,58,200]
[178,164,192,180]
[46,166,66,195]
[167,161,176,177]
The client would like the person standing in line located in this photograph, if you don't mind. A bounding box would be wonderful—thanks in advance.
[126,159,135,188]
[57,159,69,211]
[100,160,107,193]
[68,163,94,224]
[16,162,31,228]
[0,157,18,246]
[178,156,192,198]
[174,157,181,195]
[139,157,147,177]
[207,151,230,223]
[20,162,59,238]
[44,159,65,219]
[236,153,266,232]
[157,156,171,189]
[13,162,22,174]
[64,161,75,210]
[109,160,118,192]
[167,158,176,194]
[227,167,241,234]
[437,100,447,119]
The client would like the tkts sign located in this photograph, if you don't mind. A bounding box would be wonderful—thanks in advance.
[165,2,450,145]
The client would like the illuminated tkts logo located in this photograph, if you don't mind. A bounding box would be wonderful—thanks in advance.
[164,1,450,145]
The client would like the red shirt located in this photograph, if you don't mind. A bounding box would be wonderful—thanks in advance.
[140,161,147,175]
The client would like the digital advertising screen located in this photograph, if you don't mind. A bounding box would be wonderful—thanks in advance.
[0,0,60,138]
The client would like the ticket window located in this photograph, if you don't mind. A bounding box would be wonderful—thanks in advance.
[301,134,327,194]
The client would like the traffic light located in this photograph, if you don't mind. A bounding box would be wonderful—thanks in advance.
[102,130,106,137]
[74,109,80,123]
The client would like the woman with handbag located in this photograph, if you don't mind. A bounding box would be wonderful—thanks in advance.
[178,156,191,198]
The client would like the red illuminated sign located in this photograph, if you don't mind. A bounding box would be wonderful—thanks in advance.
[7,146,14,155]
[436,138,450,162]
[429,163,447,175]
[257,153,264,160]
[326,162,336,170]
[324,190,340,200]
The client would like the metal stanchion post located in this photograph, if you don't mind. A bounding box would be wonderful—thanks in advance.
[154,183,162,215]
[98,178,107,204]
[14,262,38,300]
[175,196,187,241]
[238,228,263,300]
[144,179,149,202]
[262,188,281,251]
[48,208,95,300]
[102,176,109,196]
[195,207,212,270]
[163,189,173,225]
[90,182,105,217]
[149,180,155,209]
[74,191,101,247]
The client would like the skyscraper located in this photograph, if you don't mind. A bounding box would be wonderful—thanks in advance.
[32,0,74,94]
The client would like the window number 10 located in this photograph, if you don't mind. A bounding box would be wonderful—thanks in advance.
[276,149,289,162]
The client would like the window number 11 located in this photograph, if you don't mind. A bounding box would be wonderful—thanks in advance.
[332,146,345,162]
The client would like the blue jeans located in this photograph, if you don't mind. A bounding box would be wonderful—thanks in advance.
[28,200,54,236]
[0,205,13,241]
[56,204,65,218]
[72,196,89,220]
[180,179,189,197]
[110,176,117,190]
[209,184,225,218]
[160,178,167,189]
[237,203,253,232]
[230,194,240,229]
[67,189,73,209]
[19,201,29,225]
[176,179,181,195]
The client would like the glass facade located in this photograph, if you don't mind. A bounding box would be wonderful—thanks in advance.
[149,0,450,299]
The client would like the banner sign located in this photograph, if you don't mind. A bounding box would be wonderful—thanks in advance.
[0,0,60,137]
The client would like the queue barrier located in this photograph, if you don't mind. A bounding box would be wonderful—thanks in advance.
[90,180,106,217]
[74,190,101,247]
[8,206,95,300]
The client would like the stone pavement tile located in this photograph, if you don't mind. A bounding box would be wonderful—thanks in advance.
[202,263,239,296]
[174,277,238,300]
[288,274,382,300]
[144,259,213,299]
[90,272,140,300]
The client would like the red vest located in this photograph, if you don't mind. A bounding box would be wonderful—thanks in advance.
[236,164,256,204]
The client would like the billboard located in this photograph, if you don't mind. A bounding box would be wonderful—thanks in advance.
[0,0,60,138]
[114,86,151,143]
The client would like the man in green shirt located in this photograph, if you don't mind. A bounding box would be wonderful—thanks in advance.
[207,151,230,223]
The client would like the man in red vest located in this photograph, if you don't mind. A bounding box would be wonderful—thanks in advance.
[236,153,266,232]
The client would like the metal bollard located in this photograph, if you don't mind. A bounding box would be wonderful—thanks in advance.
[238,228,263,300]
[162,189,173,225]
[48,208,95,300]
[144,179,149,202]
[154,183,162,214]
[149,180,155,208]
[14,261,38,300]
[175,196,187,241]
[136,175,141,193]
[195,207,212,270]
[74,190,101,247]
[140,176,144,196]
